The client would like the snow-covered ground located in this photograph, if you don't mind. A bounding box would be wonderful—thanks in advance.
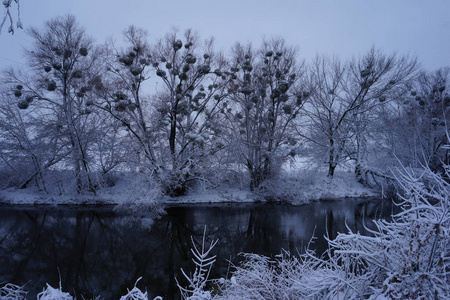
[171,169,379,205]
[0,166,380,207]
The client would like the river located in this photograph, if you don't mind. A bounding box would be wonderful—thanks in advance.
[0,198,394,299]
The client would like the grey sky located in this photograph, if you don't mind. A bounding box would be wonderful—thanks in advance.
[1,0,449,71]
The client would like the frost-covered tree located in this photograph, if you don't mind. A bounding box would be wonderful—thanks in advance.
[95,28,230,196]
[304,55,348,178]
[224,39,308,190]
[370,69,450,188]
[346,49,417,182]
[4,15,102,194]
[150,29,230,195]
[94,26,158,174]
[0,90,65,190]
[396,69,450,172]
[305,49,417,178]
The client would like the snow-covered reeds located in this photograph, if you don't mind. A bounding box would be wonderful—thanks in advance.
[177,227,218,300]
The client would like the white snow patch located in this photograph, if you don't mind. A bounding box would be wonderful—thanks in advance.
[257,169,379,205]
[164,188,257,204]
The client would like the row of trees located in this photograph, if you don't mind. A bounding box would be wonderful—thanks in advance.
[0,15,449,196]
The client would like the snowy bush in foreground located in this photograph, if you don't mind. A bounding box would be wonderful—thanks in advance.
[217,163,450,299]
[328,163,449,299]
[119,278,148,300]
[0,281,163,300]
[215,250,356,299]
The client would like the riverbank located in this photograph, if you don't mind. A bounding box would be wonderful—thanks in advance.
[0,169,380,206]
[1,165,447,300]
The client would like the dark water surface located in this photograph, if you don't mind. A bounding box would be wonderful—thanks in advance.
[0,198,394,299]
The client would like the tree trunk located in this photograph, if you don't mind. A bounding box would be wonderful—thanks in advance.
[328,162,336,178]
[328,138,336,178]
[355,163,364,184]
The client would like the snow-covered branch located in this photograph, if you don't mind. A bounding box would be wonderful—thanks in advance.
[1,0,22,35]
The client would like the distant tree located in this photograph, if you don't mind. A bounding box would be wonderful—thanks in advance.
[346,49,417,181]
[384,69,450,173]
[0,90,65,190]
[304,56,347,177]
[305,49,417,178]
[0,0,22,34]
[224,39,308,190]
[4,15,101,194]
[409,69,450,172]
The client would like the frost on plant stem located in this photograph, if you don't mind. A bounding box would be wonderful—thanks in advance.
[119,277,163,300]
[0,283,27,300]
[1,0,22,34]
[177,227,218,300]
[36,283,73,300]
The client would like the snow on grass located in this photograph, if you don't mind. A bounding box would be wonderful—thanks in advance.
[165,158,379,204]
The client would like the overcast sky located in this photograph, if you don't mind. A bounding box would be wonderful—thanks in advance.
[1,0,449,71]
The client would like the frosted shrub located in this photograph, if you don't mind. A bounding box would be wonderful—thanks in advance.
[0,281,165,300]
[218,163,449,299]
[327,163,450,299]
[216,250,356,299]
[119,281,147,300]
[37,284,73,300]
[323,163,449,299]
[113,173,162,213]
[216,253,294,299]
[119,277,163,300]
[0,283,27,300]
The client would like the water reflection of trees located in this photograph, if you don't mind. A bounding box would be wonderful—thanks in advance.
[0,199,393,299]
